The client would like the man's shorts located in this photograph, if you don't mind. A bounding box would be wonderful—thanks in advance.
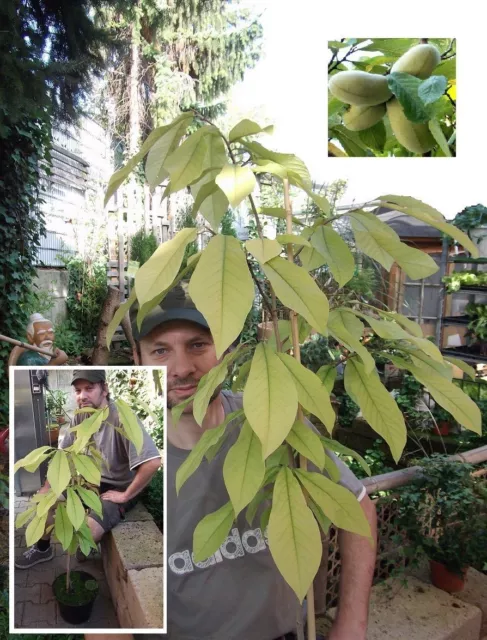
[86,482,139,533]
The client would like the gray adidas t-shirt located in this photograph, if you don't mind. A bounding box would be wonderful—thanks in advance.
[167,390,365,640]
[59,400,161,488]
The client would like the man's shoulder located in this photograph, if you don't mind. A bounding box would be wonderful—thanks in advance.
[221,390,243,413]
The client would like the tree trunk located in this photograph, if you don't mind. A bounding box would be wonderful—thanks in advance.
[92,286,122,364]
[121,313,137,355]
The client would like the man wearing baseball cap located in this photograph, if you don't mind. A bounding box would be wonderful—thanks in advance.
[124,284,378,640]
[15,369,162,569]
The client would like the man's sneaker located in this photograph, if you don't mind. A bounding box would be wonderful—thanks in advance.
[76,544,101,563]
[15,544,54,569]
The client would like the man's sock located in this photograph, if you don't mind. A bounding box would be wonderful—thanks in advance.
[36,538,51,551]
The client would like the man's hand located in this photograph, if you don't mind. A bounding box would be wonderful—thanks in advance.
[100,489,127,504]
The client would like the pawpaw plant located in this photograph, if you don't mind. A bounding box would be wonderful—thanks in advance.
[104,113,478,621]
[328,38,456,157]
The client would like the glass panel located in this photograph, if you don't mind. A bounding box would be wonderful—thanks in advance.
[402,286,420,317]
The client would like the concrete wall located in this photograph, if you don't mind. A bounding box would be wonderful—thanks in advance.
[34,268,69,325]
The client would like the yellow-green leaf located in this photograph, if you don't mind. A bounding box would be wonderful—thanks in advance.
[36,491,58,518]
[246,237,283,264]
[294,469,371,538]
[16,506,37,529]
[402,347,452,379]
[299,246,327,271]
[252,160,289,179]
[145,116,193,188]
[75,486,103,518]
[380,310,423,337]
[47,450,71,497]
[244,344,298,458]
[444,356,476,380]
[344,358,406,463]
[14,446,52,474]
[309,225,355,286]
[165,126,213,192]
[243,141,312,189]
[25,513,48,547]
[223,421,265,515]
[328,309,375,373]
[231,358,252,392]
[134,227,197,307]
[171,394,196,427]
[115,398,143,454]
[262,257,329,334]
[320,436,372,477]
[54,503,73,551]
[66,487,86,530]
[267,467,322,602]
[316,364,337,394]
[258,207,304,226]
[388,243,439,280]
[277,353,336,434]
[349,210,400,271]
[377,195,445,222]
[72,454,101,486]
[191,180,227,227]
[215,163,257,208]
[308,498,332,535]
[106,289,137,349]
[229,118,272,142]
[189,234,254,358]
[193,501,235,563]
[276,234,311,247]
[286,420,325,471]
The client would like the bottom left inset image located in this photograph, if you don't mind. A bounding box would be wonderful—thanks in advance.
[9,366,165,632]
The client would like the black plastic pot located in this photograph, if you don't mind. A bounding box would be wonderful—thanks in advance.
[53,570,98,625]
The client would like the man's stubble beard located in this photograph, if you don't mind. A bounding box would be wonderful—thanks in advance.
[166,383,223,411]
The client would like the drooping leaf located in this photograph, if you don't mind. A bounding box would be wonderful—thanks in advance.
[36,491,58,518]
[165,126,214,192]
[418,75,448,105]
[193,501,235,563]
[75,486,103,518]
[145,116,193,188]
[252,160,289,179]
[285,420,325,471]
[229,119,273,142]
[428,119,452,157]
[243,141,312,189]
[54,503,73,551]
[25,513,49,547]
[294,469,371,538]
[171,394,196,427]
[308,225,355,287]
[245,488,271,527]
[380,310,423,338]
[349,210,399,271]
[14,446,53,474]
[299,246,328,271]
[443,356,476,381]
[72,453,101,486]
[328,309,375,373]
[244,344,298,458]
[262,257,329,334]
[189,235,254,358]
[387,72,430,123]
[115,398,143,454]
[215,164,257,208]
[344,358,406,463]
[277,353,336,434]
[47,450,71,497]
[267,468,322,602]
[134,228,197,307]
[358,119,387,153]
[276,234,311,248]
[388,242,439,280]
[320,436,372,477]
[66,487,86,531]
[245,237,283,263]
[316,364,337,394]
[16,506,37,529]
[78,520,98,551]
[106,289,137,349]
[258,207,304,226]
[223,421,265,515]
[308,498,332,535]
[231,358,252,392]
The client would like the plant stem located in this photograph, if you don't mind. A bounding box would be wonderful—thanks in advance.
[66,552,71,592]
[284,178,315,640]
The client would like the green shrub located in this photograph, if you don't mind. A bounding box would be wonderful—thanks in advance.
[130,228,158,266]
[53,320,90,356]
[141,467,164,532]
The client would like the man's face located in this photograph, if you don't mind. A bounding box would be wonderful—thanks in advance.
[31,321,55,349]
[135,320,219,411]
[73,380,108,410]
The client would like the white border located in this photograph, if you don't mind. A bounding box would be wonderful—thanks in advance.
[9,365,167,635]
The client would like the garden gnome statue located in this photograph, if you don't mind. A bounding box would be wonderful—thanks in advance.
[16,313,68,366]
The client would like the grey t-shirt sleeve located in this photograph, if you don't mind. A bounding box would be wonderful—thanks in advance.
[127,420,162,470]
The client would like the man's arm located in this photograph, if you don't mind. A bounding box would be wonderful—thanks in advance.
[328,493,377,640]
[100,457,161,503]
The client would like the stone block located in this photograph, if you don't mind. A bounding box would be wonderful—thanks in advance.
[15,571,28,587]
[22,600,57,627]
[127,567,164,628]
[25,566,56,587]
[40,583,55,604]
[107,520,164,570]
[14,602,24,627]
[326,576,482,640]
[124,502,153,522]
[16,583,41,604]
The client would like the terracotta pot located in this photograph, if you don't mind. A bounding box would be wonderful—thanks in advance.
[433,421,450,436]
[429,559,467,592]
[46,427,60,444]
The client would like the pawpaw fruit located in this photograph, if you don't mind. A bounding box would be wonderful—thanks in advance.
[391,44,441,79]
[386,98,436,153]
[329,70,392,106]
[343,103,386,131]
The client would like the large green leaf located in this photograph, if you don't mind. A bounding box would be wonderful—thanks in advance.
[316,364,337,394]
[189,234,254,358]
[344,358,406,463]
[286,420,325,471]
[16,506,37,529]
[389,242,439,280]
[223,421,265,515]
[215,164,257,208]
[308,498,332,535]
[193,501,235,563]
[145,116,193,188]
[428,119,452,157]
[253,160,289,179]
[294,469,371,538]
[277,353,336,434]
[244,344,298,458]
[276,234,311,248]
[106,289,137,349]
[299,246,328,271]
[262,257,329,334]
[25,513,49,547]
[75,486,103,518]
[330,126,368,157]
[246,237,283,263]
[328,309,375,373]
[349,210,399,271]
[419,75,448,105]
[54,503,73,551]
[191,180,229,230]
[36,490,58,518]
[72,453,101,486]
[14,446,53,473]
[308,225,355,287]
[165,126,215,192]
[104,112,193,206]
[66,487,86,531]
[267,468,322,602]
[387,72,430,123]
[243,141,312,189]
[379,310,423,337]
[134,227,197,307]
[443,356,476,381]
[388,356,481,434]
[258,207,304,227]
[71,408,108,452]
[115,398,143,454]
[320,436,371,477]
[359,120,387,153]
[231,358,252,392]
[229,119,273,142]
[47,450,71,497]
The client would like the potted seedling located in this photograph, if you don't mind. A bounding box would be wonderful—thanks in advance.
[14,400,143,624]
[396,455,487,592]
[45,389,69,426]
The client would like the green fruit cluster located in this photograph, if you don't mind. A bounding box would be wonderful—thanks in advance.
[329,43,442,153]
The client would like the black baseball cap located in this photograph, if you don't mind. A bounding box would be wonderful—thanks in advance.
[71,370,106,385]
[130,284,209,340]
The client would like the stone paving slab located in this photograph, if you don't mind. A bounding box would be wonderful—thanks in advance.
[127,567,164,628]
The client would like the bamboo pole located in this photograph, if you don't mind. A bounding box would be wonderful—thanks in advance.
[0,334,55,358]
[283,178,315,640]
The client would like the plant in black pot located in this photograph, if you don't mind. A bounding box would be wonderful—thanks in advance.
[14,402,143,624]
[395,455,487,592]
[45,389,69,426]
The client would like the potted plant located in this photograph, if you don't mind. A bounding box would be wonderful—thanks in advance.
[45,389,69,425]
[14,400,143,624]
[396,455,487,592]
[465,303,487,356]
[431,405,455,436]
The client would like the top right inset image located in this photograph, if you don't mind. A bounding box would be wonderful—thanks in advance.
[328,38,456,157]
